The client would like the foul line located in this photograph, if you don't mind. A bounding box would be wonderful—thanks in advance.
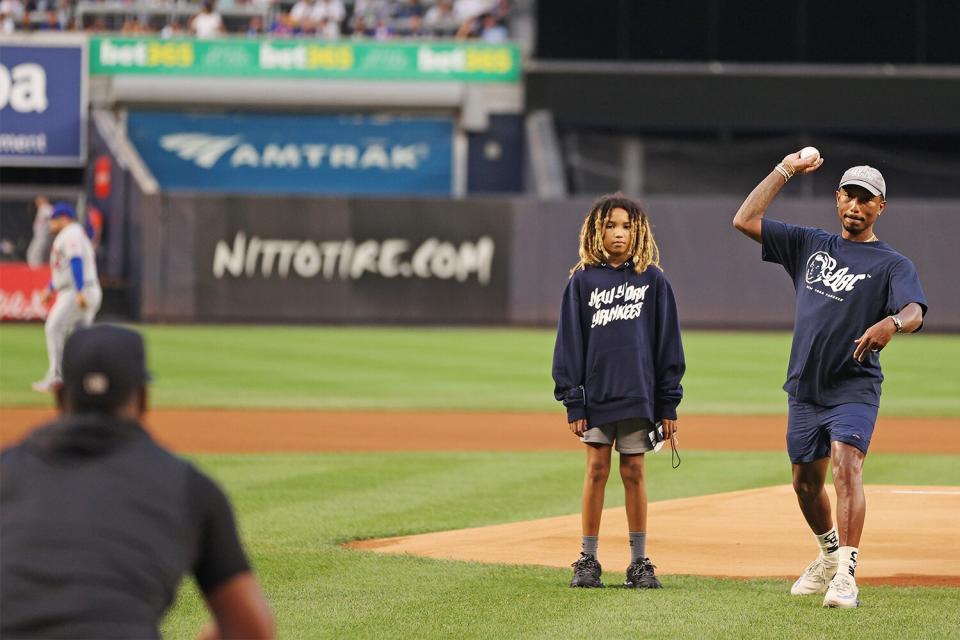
[891,490,960,496]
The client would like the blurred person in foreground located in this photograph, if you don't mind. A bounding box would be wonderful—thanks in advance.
[0,325,275,640]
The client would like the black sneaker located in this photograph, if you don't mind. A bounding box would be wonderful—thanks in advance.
[569,553,604,588]
[624,557,663,589]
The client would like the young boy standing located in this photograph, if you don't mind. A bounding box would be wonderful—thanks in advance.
[553,194,686,589]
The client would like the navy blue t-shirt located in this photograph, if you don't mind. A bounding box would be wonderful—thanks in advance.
[761,219,928,407]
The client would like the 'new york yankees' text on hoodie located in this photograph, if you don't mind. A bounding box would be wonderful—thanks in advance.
[552,260,685,427]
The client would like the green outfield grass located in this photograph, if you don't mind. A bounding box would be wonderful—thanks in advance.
[160,450,960,639]
[3,324,958,638]
[1,325,958,415]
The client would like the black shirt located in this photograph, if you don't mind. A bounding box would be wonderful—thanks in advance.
[0,415,250,639]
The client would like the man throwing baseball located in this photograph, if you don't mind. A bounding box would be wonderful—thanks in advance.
[733,151,927,608]
[32,203,102,392]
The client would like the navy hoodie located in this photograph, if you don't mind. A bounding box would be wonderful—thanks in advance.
[552,261,685,427]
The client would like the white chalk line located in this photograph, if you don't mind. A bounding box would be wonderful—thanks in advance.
[890,490,960,496]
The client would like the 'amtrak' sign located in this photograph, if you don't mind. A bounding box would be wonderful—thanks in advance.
[0,37,87,166]
[126,112,454,195]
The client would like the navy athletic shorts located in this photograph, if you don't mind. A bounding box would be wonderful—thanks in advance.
[786,397,879,464]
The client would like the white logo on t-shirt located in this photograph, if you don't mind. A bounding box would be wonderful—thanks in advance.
[805,251,868,293]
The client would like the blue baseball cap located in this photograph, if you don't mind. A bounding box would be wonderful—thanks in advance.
[61,325,152,411]
[50,202,77,220]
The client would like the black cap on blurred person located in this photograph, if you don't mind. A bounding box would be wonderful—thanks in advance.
[61,326,151,413]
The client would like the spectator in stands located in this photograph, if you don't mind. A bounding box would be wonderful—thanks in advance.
[401,13,429,38]
[0,0,21,31]
[246,14,264,36]
[350,13,371,38]
[393,0,425,19]
[190,0,224,38]
[455,14,479,40]
[316,15,340,38]
[84,16,107,32]
[26,196,53,269]
[312,0,344,33]
[479,11,507,42]
[0,0,22,21]
[352,0,391,22]
[288,0,315,32]
[0,8,14,33]
[269,11,295,36]
[455,0,492,21]
[37,7,61,29]
[120,16,142,34]
[160,18,184,38]
[424,0,457,31]
[372,15,391,39]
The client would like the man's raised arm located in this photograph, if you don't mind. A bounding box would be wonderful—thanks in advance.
[733,151,823,242]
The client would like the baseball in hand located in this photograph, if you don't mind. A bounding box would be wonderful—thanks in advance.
[799,146,821,162]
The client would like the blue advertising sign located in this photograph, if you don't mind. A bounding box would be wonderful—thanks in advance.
[0,38,87,166]
[127,112,454,195]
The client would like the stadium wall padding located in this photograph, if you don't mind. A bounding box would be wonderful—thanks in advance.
[136,194,958,331]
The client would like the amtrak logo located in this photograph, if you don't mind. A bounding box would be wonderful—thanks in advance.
[157,132,430,171]
[160,134,242,169]
[805,251,868,293]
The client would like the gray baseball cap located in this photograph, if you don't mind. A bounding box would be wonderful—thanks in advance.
[839,165,886,198]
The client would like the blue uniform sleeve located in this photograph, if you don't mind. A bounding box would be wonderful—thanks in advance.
[552,276,587,422]
[887,258,928,331]
[69,257,84,291]
[761,219,809,280]
[653,273,685,421]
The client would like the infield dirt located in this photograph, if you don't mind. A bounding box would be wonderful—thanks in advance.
[2,409,959,453]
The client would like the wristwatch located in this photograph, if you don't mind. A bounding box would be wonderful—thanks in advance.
[891,315,904,333]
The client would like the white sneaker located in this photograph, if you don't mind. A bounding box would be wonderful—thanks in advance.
[30,378,60,393]
[790,554,837,595]
[823,571,860,608]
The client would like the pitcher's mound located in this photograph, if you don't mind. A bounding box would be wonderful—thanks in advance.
[349,484,960,586]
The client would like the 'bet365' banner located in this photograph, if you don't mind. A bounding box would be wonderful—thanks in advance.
[89,37,519,82]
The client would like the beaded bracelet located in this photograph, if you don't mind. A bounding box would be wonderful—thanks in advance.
[774,162,795,183]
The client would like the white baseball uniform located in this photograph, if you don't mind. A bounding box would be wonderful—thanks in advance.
[26,201,52,268]
[43,222,102,383]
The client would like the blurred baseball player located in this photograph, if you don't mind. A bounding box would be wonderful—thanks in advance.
[26,195,53,268]
[733,152,928,608]
[31,203,102,393]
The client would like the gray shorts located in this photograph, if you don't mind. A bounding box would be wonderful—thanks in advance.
[581,418,656,454]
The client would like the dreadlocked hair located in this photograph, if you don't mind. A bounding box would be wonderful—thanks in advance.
[570,193,661,276]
